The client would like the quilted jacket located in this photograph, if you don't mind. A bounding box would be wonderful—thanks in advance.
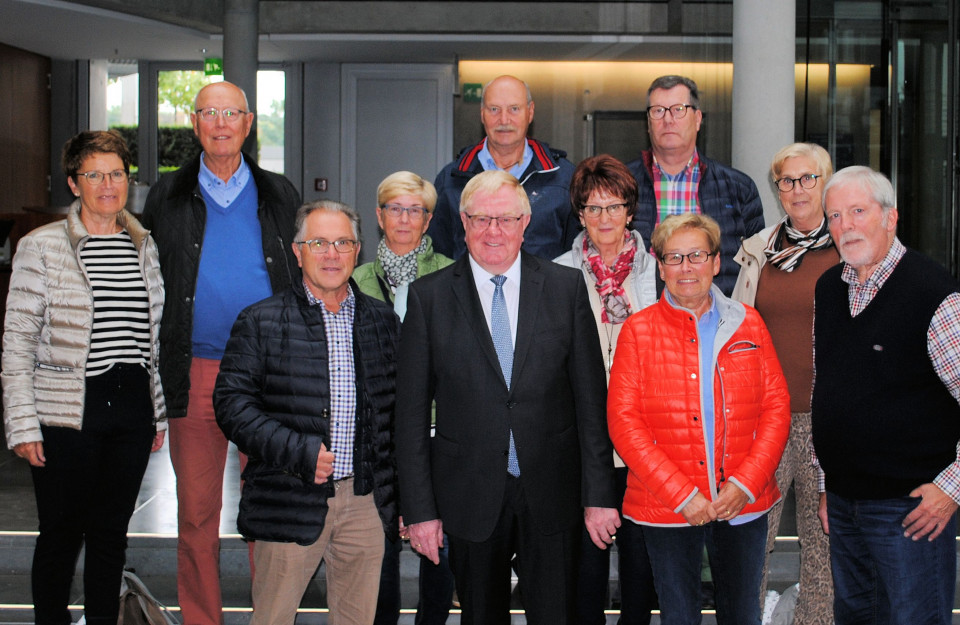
[213,280,400,544]
[2,202,166,449]
[607,285,790,526]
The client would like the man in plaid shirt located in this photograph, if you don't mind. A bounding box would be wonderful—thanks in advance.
[812,166,960,625]
[627,75,765,295]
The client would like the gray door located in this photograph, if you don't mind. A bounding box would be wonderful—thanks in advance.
[340,64,454,262]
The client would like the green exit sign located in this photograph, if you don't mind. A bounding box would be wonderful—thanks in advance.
[463,83,482,103]
[204,58,223,76]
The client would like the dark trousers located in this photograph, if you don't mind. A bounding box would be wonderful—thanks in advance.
[447,475,578,625]
[577,467,656,625]
[30,364,155,625]
[374,533,455,625]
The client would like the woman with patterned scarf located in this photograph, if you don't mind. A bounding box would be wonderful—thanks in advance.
[554,154,658,625]
[353,170,455,625]
[732,142,838,625]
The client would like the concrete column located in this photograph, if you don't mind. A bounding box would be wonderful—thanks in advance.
[223,0,259,156]
[732,0,796,226]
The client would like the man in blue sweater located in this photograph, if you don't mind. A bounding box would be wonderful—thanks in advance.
[141,80,301,625]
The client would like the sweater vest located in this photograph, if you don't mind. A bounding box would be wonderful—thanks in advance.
[811,249,960,499]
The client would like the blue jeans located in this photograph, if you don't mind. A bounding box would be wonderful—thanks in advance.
[642,515,767,625]
[826,491,956,625]
[374,533,454,625]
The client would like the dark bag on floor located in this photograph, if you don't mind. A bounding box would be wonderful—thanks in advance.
[118,569,180,625]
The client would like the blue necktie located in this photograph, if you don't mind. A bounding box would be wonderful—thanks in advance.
[491,275,520,477]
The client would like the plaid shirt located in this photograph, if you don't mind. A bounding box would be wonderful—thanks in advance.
[651,150,701,226]
[304,281,357,480]
[813,239,960,501]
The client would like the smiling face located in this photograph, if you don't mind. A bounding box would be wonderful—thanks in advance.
[67,152,128,225]
[825,182,897,282]
[376,193,432,256]
[480,76,535,154]
[647,84,702,160]
[293,209,361,307]
[461,184,530,275]
[657,227,720,316]
[191,82,254,163]
[580,189,629,259]
[777,155,825,232]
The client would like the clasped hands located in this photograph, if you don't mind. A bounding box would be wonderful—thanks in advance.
[680,483,749,527]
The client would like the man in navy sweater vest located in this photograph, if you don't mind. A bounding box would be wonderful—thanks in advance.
[811,166,960,625]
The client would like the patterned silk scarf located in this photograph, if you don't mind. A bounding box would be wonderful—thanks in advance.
[377,236,427,291]
[763,214,834,272]
[584,232,637,324]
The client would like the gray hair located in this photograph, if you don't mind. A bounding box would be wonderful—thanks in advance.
[647,75,701,110]
[823,166,896,216]
[295,200,361,242]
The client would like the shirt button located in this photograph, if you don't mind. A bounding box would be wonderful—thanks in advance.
[691,373,697,379]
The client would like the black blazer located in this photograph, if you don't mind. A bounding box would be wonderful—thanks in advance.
[395,252,616,542]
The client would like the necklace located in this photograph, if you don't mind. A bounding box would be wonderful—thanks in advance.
[604,323,616,373]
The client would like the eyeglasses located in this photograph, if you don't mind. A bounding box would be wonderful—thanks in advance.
[462,213,524,230]
[382,204,427,219]
[582,203,628,218]
[75,170,128,185]
[295,239,358,254]
[660,250,715,265]
[646,103,697,120]
[195,107,248,123]
[776,174,821,193]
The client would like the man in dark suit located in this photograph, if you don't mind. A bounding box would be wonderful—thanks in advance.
[396,170,619,624]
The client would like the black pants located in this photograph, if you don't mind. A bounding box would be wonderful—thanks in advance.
[31,363,155,625]
[447,475,578,625]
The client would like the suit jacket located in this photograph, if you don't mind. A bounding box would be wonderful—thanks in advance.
[395,251,616,542]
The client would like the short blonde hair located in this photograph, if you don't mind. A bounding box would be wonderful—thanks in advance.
[650,213,721,258]
[459,170,531,215]
[376,171,438,212]
[770,142,833,183]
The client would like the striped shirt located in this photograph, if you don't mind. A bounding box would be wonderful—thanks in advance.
[303,281,357,480]
[652,151,701,226]
[79,232,150,377]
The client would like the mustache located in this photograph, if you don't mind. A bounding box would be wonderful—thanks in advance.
[838,232,865,246]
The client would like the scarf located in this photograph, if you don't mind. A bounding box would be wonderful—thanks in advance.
[584,232,637,324]
[377,236,427,292]
[763,214,834,272]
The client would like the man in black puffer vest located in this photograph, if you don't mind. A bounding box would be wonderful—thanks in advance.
[214,200,399,625]
[812,166,960,625]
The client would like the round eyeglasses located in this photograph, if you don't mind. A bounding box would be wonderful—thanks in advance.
[776,174,821,193]
[75,170,128,185]
[660,250,715,265]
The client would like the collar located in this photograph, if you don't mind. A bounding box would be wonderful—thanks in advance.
[840,237,905,289]
[477,138,534,179]
[303,280,356,311]
[198,152,250,189]
[651,149,700,180]
[468,251,522,287]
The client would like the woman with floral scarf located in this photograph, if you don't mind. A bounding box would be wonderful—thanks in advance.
[554,154,658,625]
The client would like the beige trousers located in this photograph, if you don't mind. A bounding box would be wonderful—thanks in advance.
[250,479,384,625]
